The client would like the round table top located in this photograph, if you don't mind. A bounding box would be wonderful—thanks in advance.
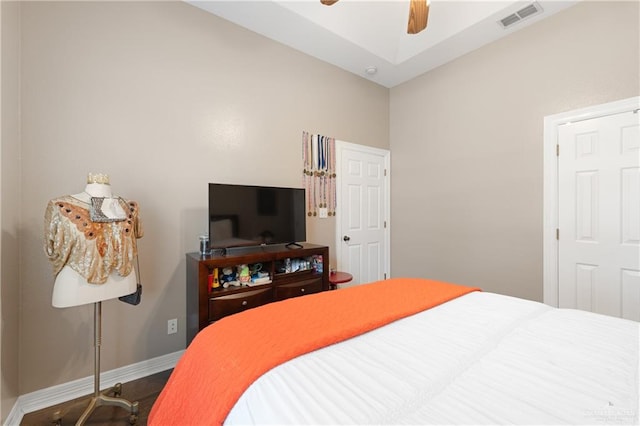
[329,271,353,284]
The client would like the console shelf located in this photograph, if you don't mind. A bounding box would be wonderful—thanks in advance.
[186,243,329,345]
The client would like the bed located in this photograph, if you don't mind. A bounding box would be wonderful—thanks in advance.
[149,278,639,425]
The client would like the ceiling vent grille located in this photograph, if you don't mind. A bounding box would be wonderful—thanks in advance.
[499,2,543,29]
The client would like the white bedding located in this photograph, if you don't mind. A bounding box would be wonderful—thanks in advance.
[226,292,639,425]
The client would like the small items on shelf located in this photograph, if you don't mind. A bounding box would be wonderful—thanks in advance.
[208,256,324,285]
[276,255,323,274]
[209,263,273,290]
[246,275,271,287]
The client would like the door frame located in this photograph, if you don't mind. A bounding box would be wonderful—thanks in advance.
[335,140,391,279]
[543,96,640,307]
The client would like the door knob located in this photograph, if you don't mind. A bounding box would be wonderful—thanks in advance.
[343,235,351,242]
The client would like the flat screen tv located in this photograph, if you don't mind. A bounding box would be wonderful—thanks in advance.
[208,183,306,250]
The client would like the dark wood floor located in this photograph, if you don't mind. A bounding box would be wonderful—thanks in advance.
[20,369,172,426]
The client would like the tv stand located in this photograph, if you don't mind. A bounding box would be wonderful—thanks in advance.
[285,242,303,249]
[186,243,329,345]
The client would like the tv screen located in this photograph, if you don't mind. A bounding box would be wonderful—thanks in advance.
[208,183,306,249]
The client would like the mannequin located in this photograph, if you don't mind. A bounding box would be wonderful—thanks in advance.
[44,173,141,425]
[47,173,140,307]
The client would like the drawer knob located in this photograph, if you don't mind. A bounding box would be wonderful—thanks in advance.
[242,300,248,306]
[301,288,305,293]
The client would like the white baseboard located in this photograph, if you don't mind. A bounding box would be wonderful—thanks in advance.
[4,350,184,426]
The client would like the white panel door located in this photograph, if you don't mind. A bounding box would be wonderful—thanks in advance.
[558,110,640,320]
[337,144,389,287]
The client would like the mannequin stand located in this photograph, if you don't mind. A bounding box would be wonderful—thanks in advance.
[52,302,139,425]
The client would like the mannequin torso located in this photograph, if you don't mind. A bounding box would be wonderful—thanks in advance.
[49,178,138,308]
[52,266,136,308]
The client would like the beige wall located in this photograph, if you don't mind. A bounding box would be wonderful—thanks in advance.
[1,0,21,422]
[390,1,639,301]
[17,1,388,394]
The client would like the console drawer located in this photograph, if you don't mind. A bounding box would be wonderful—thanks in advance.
[209,288,273,322]
[274,277,323,301]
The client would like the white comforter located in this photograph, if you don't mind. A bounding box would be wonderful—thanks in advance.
[226,291,639,425]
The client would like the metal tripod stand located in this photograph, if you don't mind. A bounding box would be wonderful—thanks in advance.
[52,302,139,425]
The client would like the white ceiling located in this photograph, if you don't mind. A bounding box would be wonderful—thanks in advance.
[187,0,579,88]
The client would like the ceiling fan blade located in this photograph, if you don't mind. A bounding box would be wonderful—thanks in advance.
[320,0,339,5]
[407,0,429,34]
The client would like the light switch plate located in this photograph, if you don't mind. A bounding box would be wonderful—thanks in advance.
[319,207,328,219]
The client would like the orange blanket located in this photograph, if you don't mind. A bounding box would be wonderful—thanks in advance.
[149,278,479,425]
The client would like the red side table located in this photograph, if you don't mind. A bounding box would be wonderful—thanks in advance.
[329,271,353,290]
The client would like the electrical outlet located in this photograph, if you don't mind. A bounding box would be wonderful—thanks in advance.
[167,318,178,335]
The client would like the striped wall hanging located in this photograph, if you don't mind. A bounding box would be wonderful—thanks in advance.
[302,131,336,217]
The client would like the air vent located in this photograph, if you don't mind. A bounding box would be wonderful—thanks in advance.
[498,2,543,29]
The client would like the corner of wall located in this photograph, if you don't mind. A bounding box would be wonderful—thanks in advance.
[1,0,22,423]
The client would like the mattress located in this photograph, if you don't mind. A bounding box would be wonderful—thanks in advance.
[225,291,639,425]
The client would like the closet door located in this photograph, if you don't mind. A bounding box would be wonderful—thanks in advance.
[558,109,640,320]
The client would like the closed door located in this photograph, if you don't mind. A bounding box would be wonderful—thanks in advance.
[336,142,390,287]
[558,109,640,320]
